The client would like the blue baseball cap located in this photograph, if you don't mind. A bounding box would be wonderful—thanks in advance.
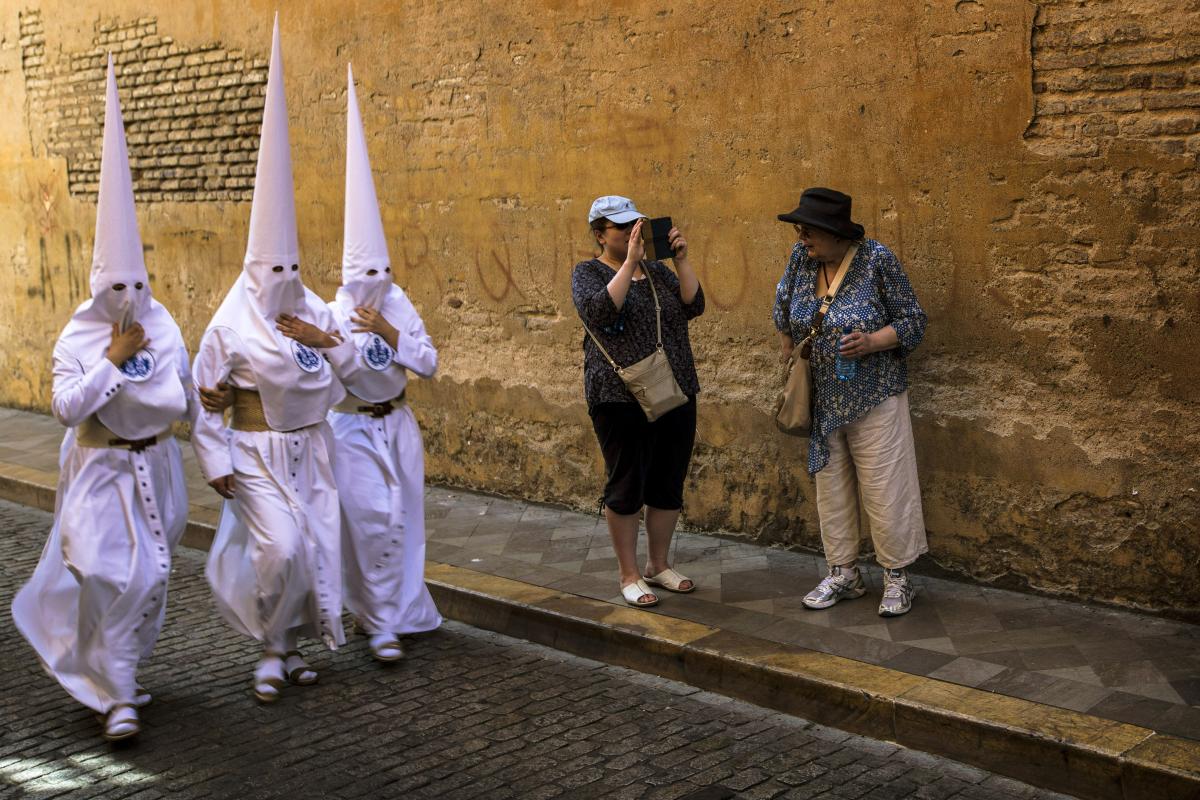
[588,195,647,224]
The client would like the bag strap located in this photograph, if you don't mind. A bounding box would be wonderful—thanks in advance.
[581,261,663,374]
[782,250,804,338]
[800,243,858,356]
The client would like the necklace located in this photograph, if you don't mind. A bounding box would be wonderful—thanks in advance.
[820,262,832,296]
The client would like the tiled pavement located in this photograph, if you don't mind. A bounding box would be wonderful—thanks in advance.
[2,406,1198,743]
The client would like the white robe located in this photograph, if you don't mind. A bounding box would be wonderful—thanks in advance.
[192,291,356,651]
[329,286,442,635]
[11,333,193,714]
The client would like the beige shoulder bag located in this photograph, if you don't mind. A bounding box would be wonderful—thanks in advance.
[583,267,688,422]
[774,243,857,436]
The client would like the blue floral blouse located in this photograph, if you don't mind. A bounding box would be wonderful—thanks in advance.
[772,239,927,475]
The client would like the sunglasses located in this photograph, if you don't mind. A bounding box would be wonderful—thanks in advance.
[603,220,636,232]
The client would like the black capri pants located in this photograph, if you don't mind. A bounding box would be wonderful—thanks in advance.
[589,396,697,516]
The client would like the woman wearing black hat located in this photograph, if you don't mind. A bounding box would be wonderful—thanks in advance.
[773,188,928,617]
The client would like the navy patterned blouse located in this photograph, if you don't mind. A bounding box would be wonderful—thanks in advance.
[772,238,927,475]
[573,259,705,411]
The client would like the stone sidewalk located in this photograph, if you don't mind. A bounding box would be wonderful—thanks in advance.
[0,406,1197,797]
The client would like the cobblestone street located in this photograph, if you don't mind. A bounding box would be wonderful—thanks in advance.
[0,499,1065,799]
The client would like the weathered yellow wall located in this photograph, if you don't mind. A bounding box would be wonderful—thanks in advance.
[2,1,1197,614]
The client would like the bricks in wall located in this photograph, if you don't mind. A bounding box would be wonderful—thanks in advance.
[17,10,267,202]
[1025,0,1200,157]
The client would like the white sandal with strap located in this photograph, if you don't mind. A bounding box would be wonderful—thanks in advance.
[620,579,659,608]
[254,652,286,703]
[369,634,405,663]
[644,568,696,593]
[284,651,318,685]
[103,704,140,742]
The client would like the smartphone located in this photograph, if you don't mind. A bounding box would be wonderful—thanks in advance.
[641,216,674,261]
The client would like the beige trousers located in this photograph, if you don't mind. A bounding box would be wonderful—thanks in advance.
[814,391,927,570]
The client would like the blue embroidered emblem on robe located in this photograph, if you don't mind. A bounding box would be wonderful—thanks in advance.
[291,339,323,373]
[363,334,394,371]
[119,349,155,382]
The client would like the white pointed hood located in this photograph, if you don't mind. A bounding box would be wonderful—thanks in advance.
[85,54,151,328]
[60,55,188,440]
[204,16,341,431]
[331,63,419,403]
[340,63,392,310]
[242,13,304,319]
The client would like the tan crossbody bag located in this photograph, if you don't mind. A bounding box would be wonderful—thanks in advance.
[583,267,688,422]
[774,243,858,436]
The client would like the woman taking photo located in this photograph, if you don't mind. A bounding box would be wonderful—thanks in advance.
[772,188,928,617]
[571,195,705,608]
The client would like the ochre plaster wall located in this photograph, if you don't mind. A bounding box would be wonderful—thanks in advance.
[1,1,1197,614]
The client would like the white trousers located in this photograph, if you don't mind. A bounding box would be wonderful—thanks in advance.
[814,392,927,570]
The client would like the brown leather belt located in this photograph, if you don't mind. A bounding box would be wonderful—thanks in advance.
[332,390,407,418]
[76,415,165,453]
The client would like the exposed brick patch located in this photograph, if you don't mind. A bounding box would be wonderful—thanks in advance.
[17,9,267,202]
[1025,1,1200,158]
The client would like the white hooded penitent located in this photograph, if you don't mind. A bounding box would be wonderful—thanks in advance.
[10,54,193,721]
[194,16,351,657]
[327,64,443,643]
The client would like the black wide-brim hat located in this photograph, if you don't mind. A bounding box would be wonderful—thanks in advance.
[777,187,865,240]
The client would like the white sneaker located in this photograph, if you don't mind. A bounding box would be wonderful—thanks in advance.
[879,568,917,617]
[802,566,866,610]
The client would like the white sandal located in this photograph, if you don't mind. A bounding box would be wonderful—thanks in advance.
[104,704,140,742]
[369,634,405,663]
[253,652,286,703]
[133,685,152,708]
[284,651,318,685]
[620,579,659,608]
[644,568,696,594]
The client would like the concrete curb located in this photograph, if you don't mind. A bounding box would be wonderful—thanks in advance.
[2,469,1197,799]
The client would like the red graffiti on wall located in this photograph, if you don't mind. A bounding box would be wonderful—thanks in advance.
[396,229,444,294]
[475,242,526,302]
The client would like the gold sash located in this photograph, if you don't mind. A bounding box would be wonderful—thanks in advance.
[75,415,166,452]
[230,388,272,432]
[229,388,324,432]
